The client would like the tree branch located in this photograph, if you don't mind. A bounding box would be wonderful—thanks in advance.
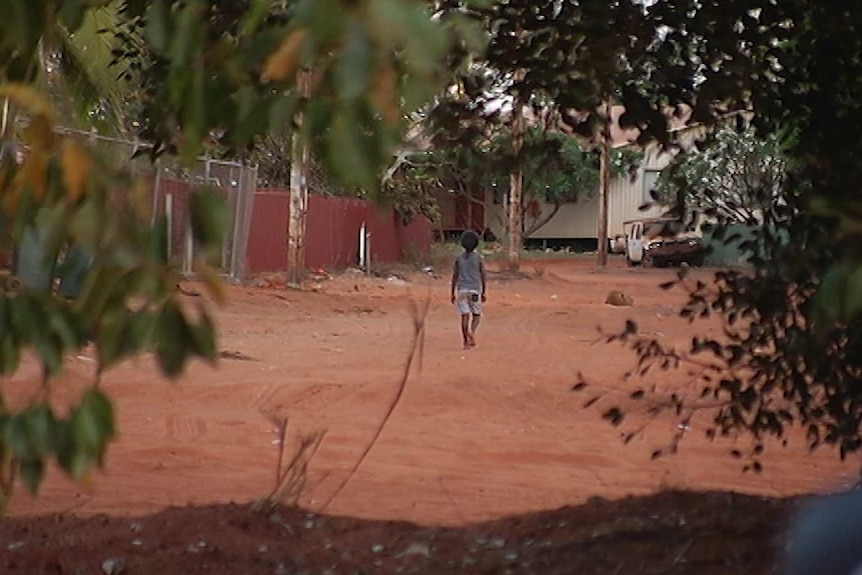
[524,200,562,236]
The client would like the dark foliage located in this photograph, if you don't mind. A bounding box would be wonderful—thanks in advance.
[568,2,862,470]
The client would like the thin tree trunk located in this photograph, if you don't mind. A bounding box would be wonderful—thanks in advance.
[1,98,11,139]
[0,99,17,166]
[597,98,611,269]
[287,69,311,288]
[508,91,525,271]
[1,99,11,146]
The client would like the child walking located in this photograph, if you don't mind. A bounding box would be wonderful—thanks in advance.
[450,231,487,349]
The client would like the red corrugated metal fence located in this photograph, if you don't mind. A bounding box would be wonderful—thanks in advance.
[245,189,432,274]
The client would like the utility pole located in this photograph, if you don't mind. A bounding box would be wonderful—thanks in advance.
[597,98,611,269]
[287,69,311,288]
[508,87,525,272]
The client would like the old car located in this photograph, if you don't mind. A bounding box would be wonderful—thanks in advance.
[623,217,705,268]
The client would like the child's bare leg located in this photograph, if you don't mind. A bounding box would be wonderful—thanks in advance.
[469,314,481,346]
[460,314,471,348]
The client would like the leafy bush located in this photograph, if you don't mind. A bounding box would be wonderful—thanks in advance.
[0,86,225,510]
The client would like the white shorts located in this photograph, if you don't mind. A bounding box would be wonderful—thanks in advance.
[456,290,482,315]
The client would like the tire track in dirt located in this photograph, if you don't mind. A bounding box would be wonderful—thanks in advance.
[164,414,208,443]
[250,382,282,411]
[501,304,546,358]
[263,383,350,413]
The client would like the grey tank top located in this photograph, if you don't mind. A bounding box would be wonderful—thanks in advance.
[457,252,483,292]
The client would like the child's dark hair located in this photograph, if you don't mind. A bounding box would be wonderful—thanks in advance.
[461,230,480,252]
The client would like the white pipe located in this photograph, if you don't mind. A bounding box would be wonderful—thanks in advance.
[359,222,366,269]
[184,215,194,274]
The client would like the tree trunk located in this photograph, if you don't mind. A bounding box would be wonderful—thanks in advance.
[0,99,17,166]
[508,93,525,272]
[1,98,11,139]
[1,98,12,144]
[287,70,311,288]
[597,99,611,269]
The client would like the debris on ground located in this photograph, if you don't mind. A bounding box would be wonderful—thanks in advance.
[311,268,330,282]
[218,350,257,362]
[605,290,634,307]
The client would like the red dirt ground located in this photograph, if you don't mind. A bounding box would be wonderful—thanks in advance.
[0,257,855,574]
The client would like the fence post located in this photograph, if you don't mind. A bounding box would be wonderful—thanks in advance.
[228,164,257,281]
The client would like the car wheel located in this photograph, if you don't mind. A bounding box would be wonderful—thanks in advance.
[642,253,654,268]
[691,254,705,267]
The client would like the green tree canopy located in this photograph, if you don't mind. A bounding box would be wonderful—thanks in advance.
[654,127,790,225]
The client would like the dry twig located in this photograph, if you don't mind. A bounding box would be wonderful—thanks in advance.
[319,291,431,512]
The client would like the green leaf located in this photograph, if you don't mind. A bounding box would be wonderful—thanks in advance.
[268,92,299,133]
[188,311,217,361]
[6,406,55,459]
[0,295,18,375]
[58,0,87,33]
[240,0,276,36]
[328,108,375,190]
[69,389,115,476]
[48,302,84,351]
[149,215,170,264]
[189,187,228,254]
[814,263,851,326]
[144,0,170,55]
[366,0,413,51]
[99,307,158,371]
[306,0,344,46]
[336,18,372,102]
[8,293,34,346]
[127,309,158,353]
[444,12,487,55]
[19,458,44,494]
[844,265,862,320]
[96,307,129,369]
[155,301,190,378]
[0,334,21,376]
[184,60,208,162]
[173,1,203,66]
[402,2,447,78]
[75,266,118,323]
[70,198,104,247]
[233,86,260,146]
[13,296,63,374]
